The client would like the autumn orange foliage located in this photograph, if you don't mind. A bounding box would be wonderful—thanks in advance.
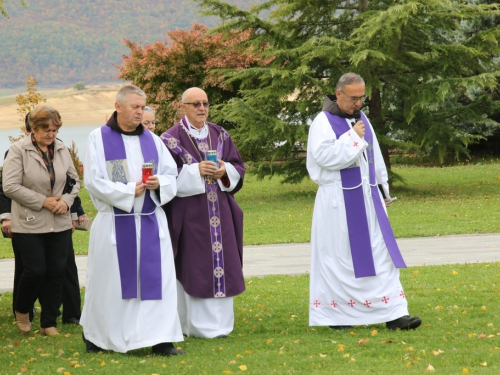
[117,23,273,132]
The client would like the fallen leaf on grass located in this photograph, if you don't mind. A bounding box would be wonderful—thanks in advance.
[223,371,232,374]
[56,369,65,373]
[480,362,487,366]
[20,367,28,373]
[319,353,327,358]
[481,306,487,311]
[357,338,369,345]
[452,271,459,275]
[425,364,435,372]
[337,344,345,351]
[477,333,487,340]
[463,368,469,374]
[432,349,444,356]
[59,349,64,356]
[371,330,378,336]
[229,360,236,365]
[239,365,248,371]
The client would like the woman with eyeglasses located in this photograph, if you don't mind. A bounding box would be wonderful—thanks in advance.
[142,106,156,132]
[3,104,80,336]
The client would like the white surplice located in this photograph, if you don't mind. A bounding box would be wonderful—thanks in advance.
[80,128,183,352]
[307,112,409,326]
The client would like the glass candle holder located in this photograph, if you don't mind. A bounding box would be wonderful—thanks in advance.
[142,162,153,183]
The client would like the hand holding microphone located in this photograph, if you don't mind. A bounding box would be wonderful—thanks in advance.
[351,110,365,137]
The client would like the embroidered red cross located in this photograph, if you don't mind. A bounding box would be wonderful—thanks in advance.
[348,300,356,307]
[381,296,390,304]
[400,291,406,298]
[364,300,372,307]
[330,301,338,308]
[353,142,358,147]
[313,300,321,308]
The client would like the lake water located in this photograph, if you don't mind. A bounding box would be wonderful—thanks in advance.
[0,124,101,159]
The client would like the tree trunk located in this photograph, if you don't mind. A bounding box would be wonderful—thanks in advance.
[358,0,369,12]
[369,86,391,170]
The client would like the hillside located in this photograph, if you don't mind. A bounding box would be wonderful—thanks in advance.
[0,0,263,89]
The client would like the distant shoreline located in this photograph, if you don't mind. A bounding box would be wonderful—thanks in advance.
[0,84,120,131]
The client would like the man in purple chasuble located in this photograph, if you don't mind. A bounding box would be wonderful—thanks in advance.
[161,87,245,339]
[80,85,185,355]
[307,73,421,331]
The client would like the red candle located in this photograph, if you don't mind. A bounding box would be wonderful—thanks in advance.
[142,163,153,183]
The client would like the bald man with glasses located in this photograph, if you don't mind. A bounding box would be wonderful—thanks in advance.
[306,73,421,332]
[160,87,246,339]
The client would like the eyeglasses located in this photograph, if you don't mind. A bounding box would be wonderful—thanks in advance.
[340,89,367,103]
[183,102,210,109]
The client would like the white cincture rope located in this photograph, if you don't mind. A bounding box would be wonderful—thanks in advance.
[99,210,156,217]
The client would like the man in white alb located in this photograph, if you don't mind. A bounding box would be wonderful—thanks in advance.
[80,84,185,355]
[307,73,421,331]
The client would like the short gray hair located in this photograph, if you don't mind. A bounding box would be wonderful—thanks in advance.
[115,84,146,103]
[335,73,365,91]
[144,106,156,114]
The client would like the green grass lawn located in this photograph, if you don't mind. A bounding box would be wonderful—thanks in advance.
[1,163,499,373]
[1,263,499,374]
[1,162,500,258]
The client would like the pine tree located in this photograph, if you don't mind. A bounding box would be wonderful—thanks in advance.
[197,0,500,182]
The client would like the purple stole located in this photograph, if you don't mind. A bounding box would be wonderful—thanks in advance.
[101,125,162,300]
[161,119,229,297]
[324,111,407,278]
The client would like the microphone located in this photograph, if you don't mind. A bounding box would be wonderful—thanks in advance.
[352,110,361,122]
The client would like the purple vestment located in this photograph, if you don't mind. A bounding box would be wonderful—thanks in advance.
[161,121,246,299]
[324,111,407,277]
[101,125,163,300]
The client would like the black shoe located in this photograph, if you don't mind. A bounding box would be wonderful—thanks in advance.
[82,332,105,353]
[329,325,352,330]
[152,342,186,356]
[386,315,422,330]
[63,317,80,325]
[214,334,228,339]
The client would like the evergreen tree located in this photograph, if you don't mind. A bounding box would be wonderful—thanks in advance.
[197,0,500,182]
[118,23,272,134]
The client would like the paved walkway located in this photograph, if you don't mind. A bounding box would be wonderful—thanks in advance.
[0,233,499,293]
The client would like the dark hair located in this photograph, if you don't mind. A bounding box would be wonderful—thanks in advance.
[25,113,31,132]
